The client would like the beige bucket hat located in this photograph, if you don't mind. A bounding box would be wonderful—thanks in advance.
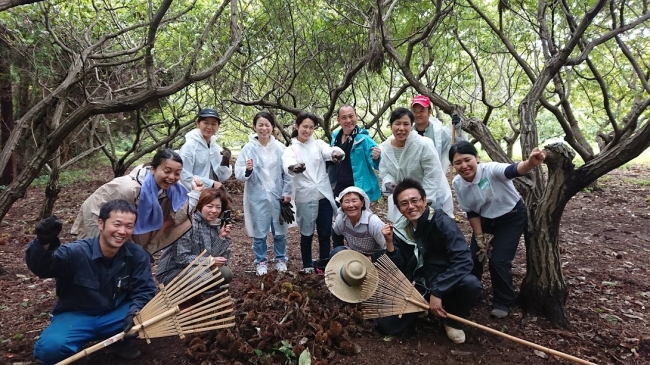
[324,249,379,303]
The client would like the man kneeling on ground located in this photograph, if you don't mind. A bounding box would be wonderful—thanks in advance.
[377,178,481,343]
[26,199,156,364]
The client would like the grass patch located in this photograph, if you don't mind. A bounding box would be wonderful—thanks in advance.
[29,148,157,189]
[30,168,96,188]
[622,177,650,186]
[29,153,113,188]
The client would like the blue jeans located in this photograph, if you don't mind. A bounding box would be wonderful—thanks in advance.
[329,245,348,258]
[300,198,333,268]
[252,222,287,264]
[471,200,527,311]
[34,300,131,365]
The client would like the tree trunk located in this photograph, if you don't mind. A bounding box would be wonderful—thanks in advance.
[519,142,575,326]
[0,26,15,186]
[39,153,60,219]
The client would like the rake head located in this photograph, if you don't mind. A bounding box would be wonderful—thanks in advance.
[360,255,429,319]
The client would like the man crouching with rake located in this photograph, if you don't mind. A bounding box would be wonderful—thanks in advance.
[377,178,481,344]
[25,200,156,364]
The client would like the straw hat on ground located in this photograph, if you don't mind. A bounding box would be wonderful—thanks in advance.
[324,249,378,303]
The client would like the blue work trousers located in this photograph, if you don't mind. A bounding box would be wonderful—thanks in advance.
[34,300,130,365]
[299,198,333,268]
[252,222,287,264]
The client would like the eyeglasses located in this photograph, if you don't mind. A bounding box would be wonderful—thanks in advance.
[398,197,423,209]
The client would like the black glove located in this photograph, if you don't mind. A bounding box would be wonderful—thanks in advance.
[220,210,232,229]
[279,200,295,225]
[123,313,136,333]
[288,163,306,173]
[384,182,396,194]
[330,150,345,163]
[451,113,462,131]
[35,215,62,246]
[220,147,232,166]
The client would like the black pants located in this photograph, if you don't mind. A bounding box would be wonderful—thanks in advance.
[374,273,481,334]
[471,200,527,311]
[299,198,333,268]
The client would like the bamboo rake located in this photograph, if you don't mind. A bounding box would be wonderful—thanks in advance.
[362,256,597,365]
[55,250,235,365]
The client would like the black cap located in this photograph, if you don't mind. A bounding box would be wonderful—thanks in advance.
[198,108,221,122]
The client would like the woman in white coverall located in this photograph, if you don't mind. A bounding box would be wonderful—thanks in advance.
[179,108,232,190]
[379,107,453,222]
[235,111,293,276]
[282,112,345,273]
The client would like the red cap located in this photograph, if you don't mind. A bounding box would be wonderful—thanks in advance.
[411,95,431,108]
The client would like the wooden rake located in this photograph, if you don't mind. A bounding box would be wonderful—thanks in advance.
[56,250,235,365]
[361,255,597,365]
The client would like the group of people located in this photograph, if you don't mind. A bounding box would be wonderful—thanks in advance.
[25,95,545,363]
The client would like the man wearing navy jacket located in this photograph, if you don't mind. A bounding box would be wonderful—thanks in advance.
[26,200,156,364]
[378,178,480,344]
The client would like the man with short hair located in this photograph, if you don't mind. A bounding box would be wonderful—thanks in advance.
[328,105,382,249]
[410,95,465,172]
[26,200,157,364]
[377,178,480,344]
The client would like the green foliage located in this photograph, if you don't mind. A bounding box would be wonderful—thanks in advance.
[30,169,96,188]
[274,340,296,363]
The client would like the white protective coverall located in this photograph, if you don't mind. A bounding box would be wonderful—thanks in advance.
[178,128,232,190]
[282,137,343,235]
[379,132,453,222]
[415,117,453,172]
[235,135,293,238]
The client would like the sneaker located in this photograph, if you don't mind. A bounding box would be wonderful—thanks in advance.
[490,308,509,318]
[302,267,315,274]
[444,325,466,344]
[275,259,287,272]
[256,262,268,276]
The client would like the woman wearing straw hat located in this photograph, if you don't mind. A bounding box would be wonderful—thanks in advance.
[329,186,388,262]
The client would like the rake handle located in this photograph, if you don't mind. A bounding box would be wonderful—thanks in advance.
[55,306,179,365]
[404,297,596,365]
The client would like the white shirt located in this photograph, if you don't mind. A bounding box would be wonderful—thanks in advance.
[452,162,521,219]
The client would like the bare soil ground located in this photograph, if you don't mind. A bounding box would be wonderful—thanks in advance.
[1,165,649,365]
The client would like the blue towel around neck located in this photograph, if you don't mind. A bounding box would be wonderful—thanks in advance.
[133,172,189,235]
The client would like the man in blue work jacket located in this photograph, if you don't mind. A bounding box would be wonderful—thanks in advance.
[26,199,157,364]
